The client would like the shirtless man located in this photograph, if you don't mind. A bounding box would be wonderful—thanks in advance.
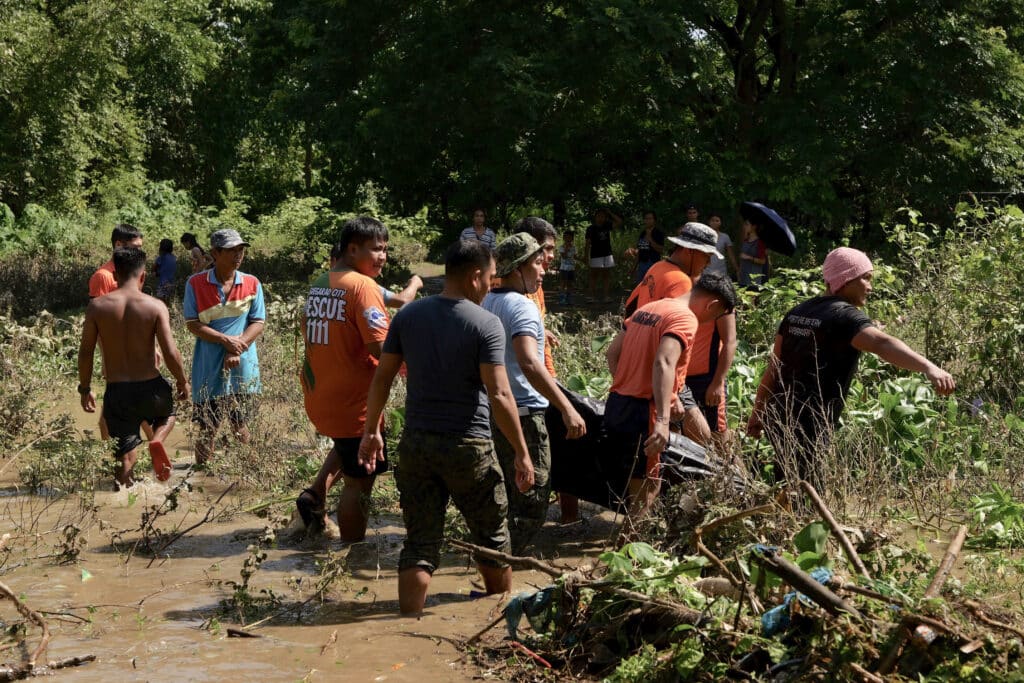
[78,247,190,487]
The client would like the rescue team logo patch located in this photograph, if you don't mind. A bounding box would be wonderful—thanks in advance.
[363,306,388,330]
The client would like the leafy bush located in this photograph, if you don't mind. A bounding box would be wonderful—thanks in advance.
[890,204,1024,403]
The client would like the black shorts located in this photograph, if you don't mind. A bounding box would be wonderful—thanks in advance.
[103,377,175,458]
[677,385,697,410]
[332,435,389,479]
[192,394,257,432]
[685,374,727,433]
[603,392,654,479]
[560,270,575,282]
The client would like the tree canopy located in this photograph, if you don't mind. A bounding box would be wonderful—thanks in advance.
[3,0,1024,234]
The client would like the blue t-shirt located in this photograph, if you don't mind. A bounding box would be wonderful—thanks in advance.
[482,289,548,410]
[155,253,177,287]
[183,269,266,401]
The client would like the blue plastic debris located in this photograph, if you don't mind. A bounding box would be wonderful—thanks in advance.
[505,587,557,640]
[761,567,834,636]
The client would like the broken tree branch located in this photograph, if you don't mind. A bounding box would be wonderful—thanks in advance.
[146,482,237,567]
[964,600,1024,640]
[0,580,49,668]
[750,547,863,622]
[878,524,969,674]
[924,525,968,600]
[800,480,871,580]
[447,539,565,578]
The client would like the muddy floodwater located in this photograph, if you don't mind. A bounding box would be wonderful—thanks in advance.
[0,405,620,682]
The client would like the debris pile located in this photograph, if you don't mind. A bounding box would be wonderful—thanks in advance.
[458,482,1024,682]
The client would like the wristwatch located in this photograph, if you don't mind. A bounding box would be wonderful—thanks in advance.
[77,384,91,395]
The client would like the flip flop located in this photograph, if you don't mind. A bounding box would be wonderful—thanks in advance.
[149,441,172,482]
[296,488,326,532]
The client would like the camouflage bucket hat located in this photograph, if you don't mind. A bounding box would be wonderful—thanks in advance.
[495,232,542,277]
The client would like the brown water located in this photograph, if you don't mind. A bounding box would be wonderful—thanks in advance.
[1,405,618,682]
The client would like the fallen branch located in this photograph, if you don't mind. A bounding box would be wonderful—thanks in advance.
[964,600,1024,640]
[0,654,96,681]
[451,540,707,626]
[447,539,565,578]
[849,661,884,683]
[694,500,778,540]
[800,481,871,580]
[696,539,763,615]
[226,627,262,638]
[924,525,968,599]
[145,482,237,567]
[876,525,968,675]
[465,612,506,646]
[831,581,904,607]
[47,655,96,671]
[0,580,49,668]
[750,547,863,622]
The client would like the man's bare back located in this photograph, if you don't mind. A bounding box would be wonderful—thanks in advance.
[84,289,168,383]
[78,248,189,486]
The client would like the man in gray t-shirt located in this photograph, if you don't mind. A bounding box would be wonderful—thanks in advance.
[359,239,534,616]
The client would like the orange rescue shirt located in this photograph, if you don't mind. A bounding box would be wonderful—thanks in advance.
[527,284,557,378]
[610,298,698,401]
[624,260,692,318]
[686,318,719,377]
[89,260,117,298]
[301,269,390,438]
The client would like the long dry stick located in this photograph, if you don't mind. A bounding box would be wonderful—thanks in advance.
[0,653,96,681]
[693,501,777,539]
[750,547,863,622]
[145,482,237,567]
[964,600,1024,640]
[447,539,564,578]
[799,480,871,580]
[877,525,969,675]
[465,612,506,646]
[849,661,884,683]
[924,525,968,599]
[450,540,707,625]
[831,581,905,607]
[0,581,49,669]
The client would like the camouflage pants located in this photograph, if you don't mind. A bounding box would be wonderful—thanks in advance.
[395,429,509,573]
[492,411,552,556]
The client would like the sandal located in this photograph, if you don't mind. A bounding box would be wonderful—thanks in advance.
[296,488,326,532]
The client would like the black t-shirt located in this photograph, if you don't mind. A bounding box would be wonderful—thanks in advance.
[636,228,665,264]
[586,222,613,258]
[771,296,873,430]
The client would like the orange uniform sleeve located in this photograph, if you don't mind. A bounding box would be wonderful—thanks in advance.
[352,281,390,345]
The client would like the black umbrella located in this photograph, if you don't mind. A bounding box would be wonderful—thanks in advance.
[740,201,797,256]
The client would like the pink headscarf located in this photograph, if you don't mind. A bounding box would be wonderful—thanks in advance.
[822,247,873,293]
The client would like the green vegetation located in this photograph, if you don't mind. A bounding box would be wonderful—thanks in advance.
[4,2,1024,679]
[5,2,1024,240]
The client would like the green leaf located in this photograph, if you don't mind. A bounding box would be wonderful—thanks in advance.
[793,521,829,556]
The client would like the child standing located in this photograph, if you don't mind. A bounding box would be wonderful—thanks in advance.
[154,238,177,305]
[558,229,577,304]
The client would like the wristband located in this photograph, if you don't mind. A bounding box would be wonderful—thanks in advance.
[77,384,91,395]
